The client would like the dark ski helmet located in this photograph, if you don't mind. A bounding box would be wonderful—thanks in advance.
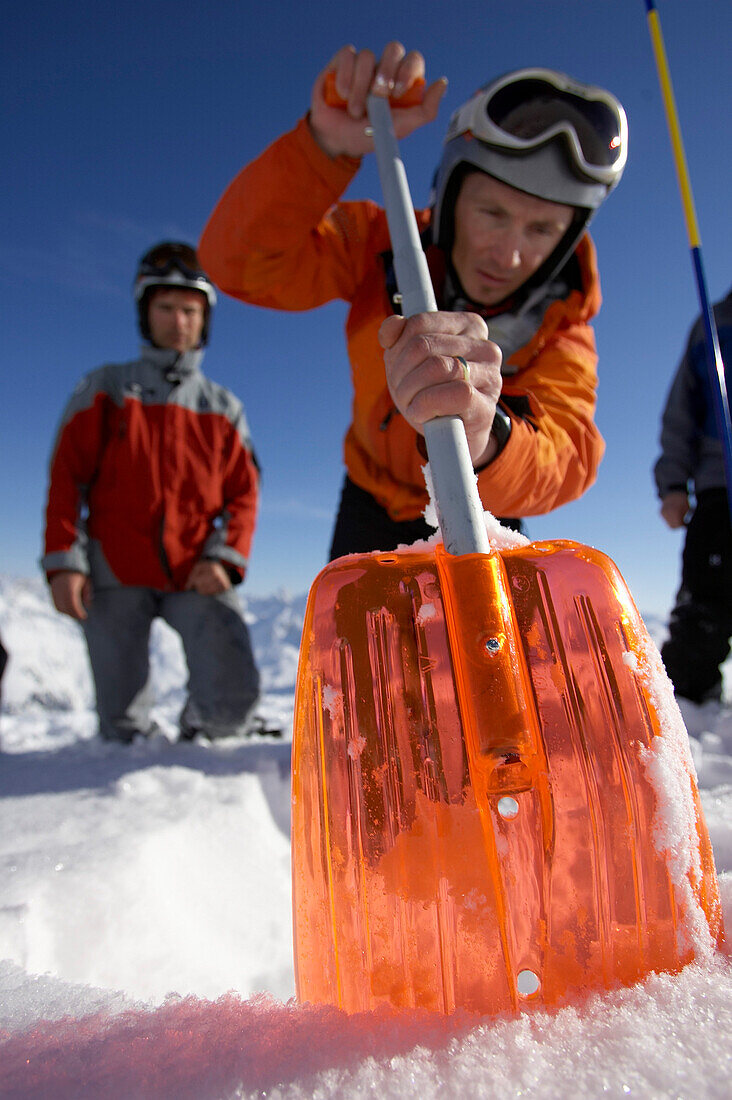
[431,68,628,289]
[134,241,217,345]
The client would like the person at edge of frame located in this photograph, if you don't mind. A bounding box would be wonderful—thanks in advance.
[654,286,732,707]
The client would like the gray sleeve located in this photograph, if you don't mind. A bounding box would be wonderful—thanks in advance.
[653,332,701,498]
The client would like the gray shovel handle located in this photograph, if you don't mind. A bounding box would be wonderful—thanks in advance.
[367,94,489,556]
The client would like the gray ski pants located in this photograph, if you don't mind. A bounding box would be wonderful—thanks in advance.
[82,585,260,742]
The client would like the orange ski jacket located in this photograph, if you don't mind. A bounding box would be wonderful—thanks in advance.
[43,347,259,591]
[199,117,605,522]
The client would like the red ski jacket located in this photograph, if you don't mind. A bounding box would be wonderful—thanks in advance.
[199,117,605,522]
[43,347,259,591]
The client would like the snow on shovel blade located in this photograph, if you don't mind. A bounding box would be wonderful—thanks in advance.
[291,538,723,1015]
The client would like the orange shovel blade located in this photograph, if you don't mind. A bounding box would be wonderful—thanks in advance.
[291,540,723,1015]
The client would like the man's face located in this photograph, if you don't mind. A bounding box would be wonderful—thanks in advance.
[451,172,574,307]
[147,287,206,352]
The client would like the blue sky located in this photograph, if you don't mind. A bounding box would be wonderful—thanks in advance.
[2,0,730,616]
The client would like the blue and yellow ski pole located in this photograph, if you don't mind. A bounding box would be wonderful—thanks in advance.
[643,0,732,506]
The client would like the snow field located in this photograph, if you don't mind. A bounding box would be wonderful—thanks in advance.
[0,575,730,1098]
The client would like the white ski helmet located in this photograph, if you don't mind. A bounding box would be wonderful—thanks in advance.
[431,68,628,287]
[134,241,217,345]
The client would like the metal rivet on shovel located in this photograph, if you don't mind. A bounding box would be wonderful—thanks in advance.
[517,970,541,997]
[497,797,520,819]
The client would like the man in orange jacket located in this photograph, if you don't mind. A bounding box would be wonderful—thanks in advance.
[199,43,628,557]
[42,242,261,743]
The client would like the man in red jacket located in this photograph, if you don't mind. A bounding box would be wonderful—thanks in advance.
[199,43,628,557]
[42,242,261,743]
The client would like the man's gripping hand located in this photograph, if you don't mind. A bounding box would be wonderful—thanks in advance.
[309,41,446,159]
[379,311,504,468]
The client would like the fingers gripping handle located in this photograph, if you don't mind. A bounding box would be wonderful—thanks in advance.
[324,72,426,109]
[367,94,490,556]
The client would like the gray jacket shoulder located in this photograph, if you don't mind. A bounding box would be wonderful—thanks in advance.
[197,376,253,447]
[55,358,143,430]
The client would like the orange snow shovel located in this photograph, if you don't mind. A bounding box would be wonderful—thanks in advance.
[291,91,723,1017]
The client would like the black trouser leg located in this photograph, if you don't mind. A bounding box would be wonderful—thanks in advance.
[329,477,437,559]
[328,476,523,560]
[661,488,732,703]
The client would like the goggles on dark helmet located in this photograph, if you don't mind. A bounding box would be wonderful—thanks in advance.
[445,68,627,187]
[133,241,217,309]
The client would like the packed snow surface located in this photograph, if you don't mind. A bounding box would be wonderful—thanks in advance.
[0,574,730,1099]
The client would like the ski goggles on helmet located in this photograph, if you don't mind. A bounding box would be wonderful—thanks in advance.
[137,241,208,283]
[445,68,628,187]
[134,241,217,307]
